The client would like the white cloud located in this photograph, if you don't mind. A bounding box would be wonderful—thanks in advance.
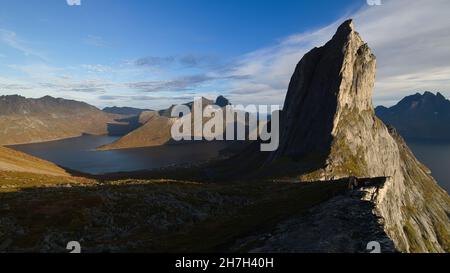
[81,64,113,73]
[0,29,48,61]
[2,0,450,109]
[225,0,450,106]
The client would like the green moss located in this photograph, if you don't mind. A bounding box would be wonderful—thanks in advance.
[403,220,423,253]
[434,221,450,252]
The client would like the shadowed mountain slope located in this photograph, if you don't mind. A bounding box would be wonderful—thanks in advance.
[376,92,450,140]
[232,19,449,252]
[103,106,151,116]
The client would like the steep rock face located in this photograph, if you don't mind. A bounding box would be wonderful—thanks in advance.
[269,19,379,175]
[267,20,449,252]
[0,95,122,145]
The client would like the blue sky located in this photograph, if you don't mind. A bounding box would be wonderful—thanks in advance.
[0,0,449,109]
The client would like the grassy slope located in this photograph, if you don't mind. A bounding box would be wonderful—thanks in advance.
[0,146,69,176]
[0,170,346,252]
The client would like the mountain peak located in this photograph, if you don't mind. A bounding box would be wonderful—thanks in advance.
[270,18,375,163]
[258,21,450,252]
[40,95,56,100]
[215,95,230,107]
[335,19,354,35]
[0,94,26,100]
[399,91,449,106]
[103,106,151,116]
[0,95,117,145]
[376,91,450,140]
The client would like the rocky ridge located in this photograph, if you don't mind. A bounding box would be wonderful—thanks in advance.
[0,95,123,145]
[264,20,449,252]
[376,92,450,140]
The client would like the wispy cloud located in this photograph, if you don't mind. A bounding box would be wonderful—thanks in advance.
[128,74,248,93]
[84,35,109,48]
[0,77,34,91]
[135,56,175,67]
[134,54,220,69]
[81,64,113,73]
[2,0,449,109]
[4,64,114,96]
[0,29,48,61]
[40,79,111,94]
[98,94,192,101]
[222,0,450,106]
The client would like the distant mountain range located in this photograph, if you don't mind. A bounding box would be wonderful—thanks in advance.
[98,96,230,150]
[103,106,151,116]
[376,92,450,140]
[0,95,123,145]
[0,94,231,147]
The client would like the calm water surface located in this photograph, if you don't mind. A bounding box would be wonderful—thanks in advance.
[406,139,450,194]
[9,136,450,194]
[11,135,229,175]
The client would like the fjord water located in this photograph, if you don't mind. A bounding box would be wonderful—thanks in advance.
[10,135,229,175]
[9,135,450,194]
[406,139,450,194]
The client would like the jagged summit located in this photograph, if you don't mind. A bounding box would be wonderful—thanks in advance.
[215,95,230,107]
[103,106,151,116]
[268,19,375,166]
[376,91,450,140]
[255,19,450,252]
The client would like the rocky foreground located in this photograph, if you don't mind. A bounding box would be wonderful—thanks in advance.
[0,170,349,252]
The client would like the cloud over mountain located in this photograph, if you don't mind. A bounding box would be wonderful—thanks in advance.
[224,0,450,106]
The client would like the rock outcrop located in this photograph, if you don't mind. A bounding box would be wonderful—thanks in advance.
[265,20,449,252]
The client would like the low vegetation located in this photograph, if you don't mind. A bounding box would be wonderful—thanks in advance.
[0,170,346,252]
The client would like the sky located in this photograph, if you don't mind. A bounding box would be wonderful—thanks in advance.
[0,0,449,110]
